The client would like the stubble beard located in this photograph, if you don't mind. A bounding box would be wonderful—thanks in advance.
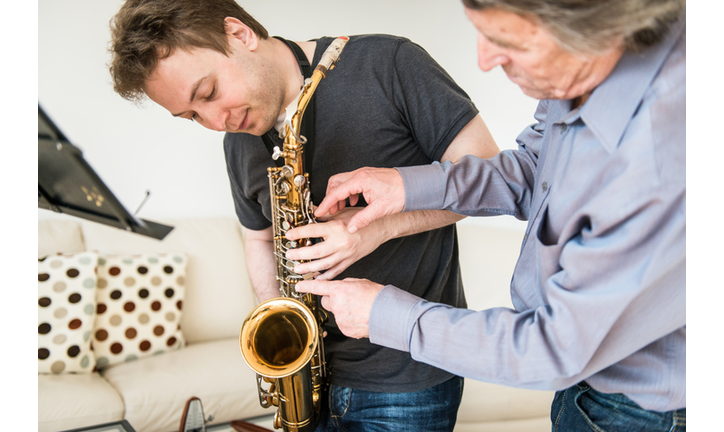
[244,55,288,136]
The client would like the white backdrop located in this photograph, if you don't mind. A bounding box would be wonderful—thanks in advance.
[38,0,536,230]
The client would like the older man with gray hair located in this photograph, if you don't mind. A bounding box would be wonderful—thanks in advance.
[292,0,687,430]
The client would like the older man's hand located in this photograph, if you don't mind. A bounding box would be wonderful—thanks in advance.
[314,167,406,234]
[295,278,384,339]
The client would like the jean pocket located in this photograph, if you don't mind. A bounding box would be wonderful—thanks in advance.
[329,385,352,418]
[572,387,608,432]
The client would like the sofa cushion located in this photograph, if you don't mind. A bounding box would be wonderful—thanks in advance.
[101,338,268,432]
[38,218,86,256]
[38,372,124,432]
[81,217,257,343]
[456,379,553,430]
[93,253,187,369]
[38,252,98,374]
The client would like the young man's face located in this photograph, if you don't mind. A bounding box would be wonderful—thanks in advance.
[144,25,285,134]
[464,7,624,101]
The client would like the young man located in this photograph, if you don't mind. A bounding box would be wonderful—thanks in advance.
[296,0,687,431]
[109,1,499,430]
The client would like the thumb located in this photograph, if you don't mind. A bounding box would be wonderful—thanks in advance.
[347,207,380,233]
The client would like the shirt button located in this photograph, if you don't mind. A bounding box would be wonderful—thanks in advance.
[560,123,567,132]
[542,181,548,192]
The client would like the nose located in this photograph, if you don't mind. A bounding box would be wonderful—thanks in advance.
[198,107,229,132]
[476,33,508,72]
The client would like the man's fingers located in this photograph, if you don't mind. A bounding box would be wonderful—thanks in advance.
[295,279,328,295]
[286,223,326,241]
[293,256,335,275]
[317,181,364,217]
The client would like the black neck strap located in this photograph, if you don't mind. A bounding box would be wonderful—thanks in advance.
[274,36,312,79]
[262,37,316,172]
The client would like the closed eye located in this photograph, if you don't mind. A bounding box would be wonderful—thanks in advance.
[205,84,217,101]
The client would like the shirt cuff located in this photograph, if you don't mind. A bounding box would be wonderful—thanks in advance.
[396,163,447,212]
[369,284,426,352]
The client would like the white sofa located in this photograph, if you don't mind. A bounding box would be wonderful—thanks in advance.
[38,216,553,432]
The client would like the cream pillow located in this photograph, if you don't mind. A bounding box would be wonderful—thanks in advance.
[38,252,98,374]
[93,253,187,369]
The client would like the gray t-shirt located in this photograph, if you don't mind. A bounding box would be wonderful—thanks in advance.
[224,34,477,392]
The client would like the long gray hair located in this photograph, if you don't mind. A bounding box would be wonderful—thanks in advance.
[462,0,685,54]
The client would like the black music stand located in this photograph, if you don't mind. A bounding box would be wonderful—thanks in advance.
[38,105,174,240]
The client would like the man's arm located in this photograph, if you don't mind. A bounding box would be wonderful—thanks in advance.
[242,226,280,303]
[287,115,499,279]
[298,184,686,390]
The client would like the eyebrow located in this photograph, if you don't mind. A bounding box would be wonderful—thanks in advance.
[171,77,206,117]
[487,35,521,50]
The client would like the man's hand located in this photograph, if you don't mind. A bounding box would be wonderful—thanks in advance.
[295,278,384,339]
[314,167,406,234]
[285,208,386,280]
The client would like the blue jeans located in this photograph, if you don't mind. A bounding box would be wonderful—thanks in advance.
[315,376,463,431]
[551,382,686,431]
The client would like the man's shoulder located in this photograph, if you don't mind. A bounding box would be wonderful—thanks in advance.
[315,34,417,57]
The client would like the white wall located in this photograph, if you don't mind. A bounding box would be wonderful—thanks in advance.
[38,0,537,230]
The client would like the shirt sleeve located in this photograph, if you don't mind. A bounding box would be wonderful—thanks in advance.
[223,132,273,230]
[391,39,479,162]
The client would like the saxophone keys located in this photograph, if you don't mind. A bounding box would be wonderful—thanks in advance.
[280,165,294,178]
[276,181,291,195]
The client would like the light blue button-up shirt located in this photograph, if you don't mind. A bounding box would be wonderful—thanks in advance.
[369,19,686,411]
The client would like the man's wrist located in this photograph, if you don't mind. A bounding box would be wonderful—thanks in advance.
[396,164,447,212]
[369,285,424,352]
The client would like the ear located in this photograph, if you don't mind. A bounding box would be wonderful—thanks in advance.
[223,17,259,51]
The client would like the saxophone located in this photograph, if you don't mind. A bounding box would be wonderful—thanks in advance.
[239,36,349,432]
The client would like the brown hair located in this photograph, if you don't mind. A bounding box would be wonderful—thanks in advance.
[462,0,685,54]
[109,0,268,102]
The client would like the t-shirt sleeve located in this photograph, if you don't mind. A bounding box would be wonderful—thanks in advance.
[223,132,273,231]
[390,40,479,162]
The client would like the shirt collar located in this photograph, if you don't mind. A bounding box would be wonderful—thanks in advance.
[553,15,685,153]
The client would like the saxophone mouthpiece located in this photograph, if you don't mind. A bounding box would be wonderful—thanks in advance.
[316,36,350,76]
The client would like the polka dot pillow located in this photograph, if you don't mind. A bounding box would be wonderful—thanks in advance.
[38,252,98,374]
[93,253,187,369]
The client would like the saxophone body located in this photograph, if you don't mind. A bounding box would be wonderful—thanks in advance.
[240,36,349,432]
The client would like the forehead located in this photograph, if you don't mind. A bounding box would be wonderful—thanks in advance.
[144,47,224,109]
[150,47,221,85]
[465,7,555,49]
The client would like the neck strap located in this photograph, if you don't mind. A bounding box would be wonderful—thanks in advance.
[273,36,312,79]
